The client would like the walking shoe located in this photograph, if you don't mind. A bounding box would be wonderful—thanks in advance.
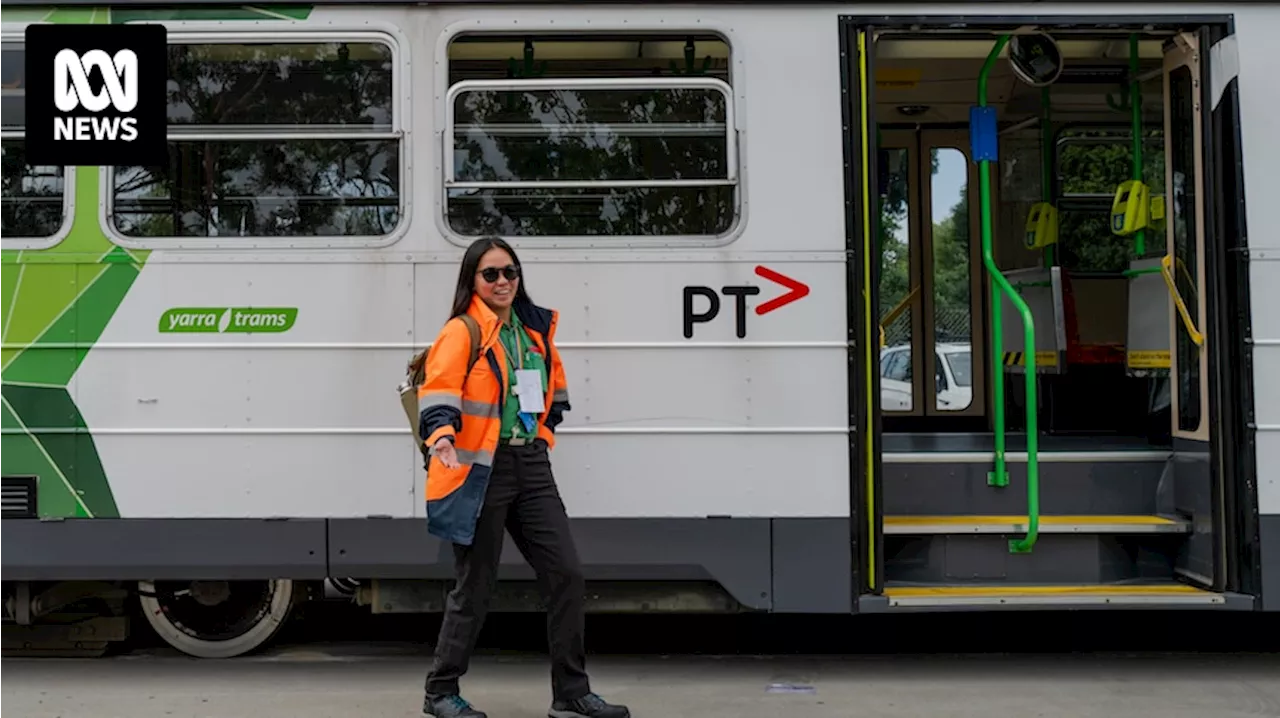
[423,693,487,718]
[549,692,631,718]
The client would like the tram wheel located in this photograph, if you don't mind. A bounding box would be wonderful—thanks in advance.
[137,578,296,658]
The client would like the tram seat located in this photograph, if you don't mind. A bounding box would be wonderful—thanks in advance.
[998,266,1066,374]
[999,266,1137,375]
[1060,271,1128,366]
[1124,255,1173,376]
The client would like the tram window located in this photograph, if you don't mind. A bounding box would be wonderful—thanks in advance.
[931,147,972,412]
[1,43,67,240]
[1055,129,1165,270]
[0,44,22,128]
[879,150,913,335]
[444,33,735,238]
[1054,211,1131,272]
[2,143,67,240]
[879,146,913,411]
[111,40,401,239]
[1168,66,1201,433]
[1057,129,1164,200]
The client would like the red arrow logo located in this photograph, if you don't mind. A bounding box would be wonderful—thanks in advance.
[754,266,810,315]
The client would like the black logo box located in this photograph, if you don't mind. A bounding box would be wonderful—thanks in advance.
[24,23,168,168]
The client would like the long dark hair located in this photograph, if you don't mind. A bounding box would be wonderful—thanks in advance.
[449,235,533,318]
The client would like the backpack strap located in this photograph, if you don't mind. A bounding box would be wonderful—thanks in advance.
[406,314,483,387]
[457,313,482,374]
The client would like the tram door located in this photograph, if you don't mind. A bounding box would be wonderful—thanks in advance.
[1162,31,1219,589]
[878,129,986,430]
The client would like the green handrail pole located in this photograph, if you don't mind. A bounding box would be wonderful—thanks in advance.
[977,35,1040,552]
[1130,33,1145,258]
[978,36,1010,489]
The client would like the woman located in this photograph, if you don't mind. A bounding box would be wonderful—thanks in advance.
[416,236,630,718]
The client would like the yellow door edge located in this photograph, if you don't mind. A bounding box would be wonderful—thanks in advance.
[857,28,876,592]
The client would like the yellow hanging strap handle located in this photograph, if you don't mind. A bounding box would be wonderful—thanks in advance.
[1160,254,1204,347]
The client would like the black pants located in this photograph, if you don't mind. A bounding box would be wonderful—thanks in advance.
[424,440,591,702]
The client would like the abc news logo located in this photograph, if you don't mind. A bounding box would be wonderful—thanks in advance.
[54,48,141,142]
[25,24,167,167]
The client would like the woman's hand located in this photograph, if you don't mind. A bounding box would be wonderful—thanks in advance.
[433,437,460,469]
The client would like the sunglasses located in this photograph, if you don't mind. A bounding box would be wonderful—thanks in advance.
[478,265,520,283]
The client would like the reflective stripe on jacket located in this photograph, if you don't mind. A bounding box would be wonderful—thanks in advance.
[416,293,570,545]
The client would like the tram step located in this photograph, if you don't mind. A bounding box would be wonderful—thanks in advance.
[879,583,1229,609]
[883,526,1186,584]
[884,514,1190,535]
[883,452,1170,515]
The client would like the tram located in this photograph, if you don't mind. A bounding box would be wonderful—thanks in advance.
[2,1,1277,658]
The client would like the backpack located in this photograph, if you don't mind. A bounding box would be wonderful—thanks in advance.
[399,314,482,469]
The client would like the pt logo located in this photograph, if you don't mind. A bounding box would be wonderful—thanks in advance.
[24,23,168,167]
[683,266,810,339]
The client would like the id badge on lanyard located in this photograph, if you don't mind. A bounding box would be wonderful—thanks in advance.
[509,326,544,424]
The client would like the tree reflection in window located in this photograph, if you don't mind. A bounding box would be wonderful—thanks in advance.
[446,34,735,238]
[111,41,400,238]
[2,142,67,239]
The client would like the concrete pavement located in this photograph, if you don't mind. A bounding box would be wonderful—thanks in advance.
[4,646,1280,718]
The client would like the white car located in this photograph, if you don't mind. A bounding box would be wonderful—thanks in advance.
[880,342,973,412]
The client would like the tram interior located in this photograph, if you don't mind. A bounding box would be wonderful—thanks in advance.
[872,34,1177,447]
[870,31,1232,601]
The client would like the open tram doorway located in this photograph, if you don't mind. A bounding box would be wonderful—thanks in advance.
[843,17,1258,607]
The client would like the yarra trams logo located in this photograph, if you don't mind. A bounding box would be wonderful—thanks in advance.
[24,23,167,167]
[159,308,299,334]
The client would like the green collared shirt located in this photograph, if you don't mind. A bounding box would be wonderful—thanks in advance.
[498,313,548,442]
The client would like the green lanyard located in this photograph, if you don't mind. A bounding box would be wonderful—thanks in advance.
[504,318,525,392]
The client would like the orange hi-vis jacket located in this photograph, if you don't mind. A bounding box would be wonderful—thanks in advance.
[417,293,570,545]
